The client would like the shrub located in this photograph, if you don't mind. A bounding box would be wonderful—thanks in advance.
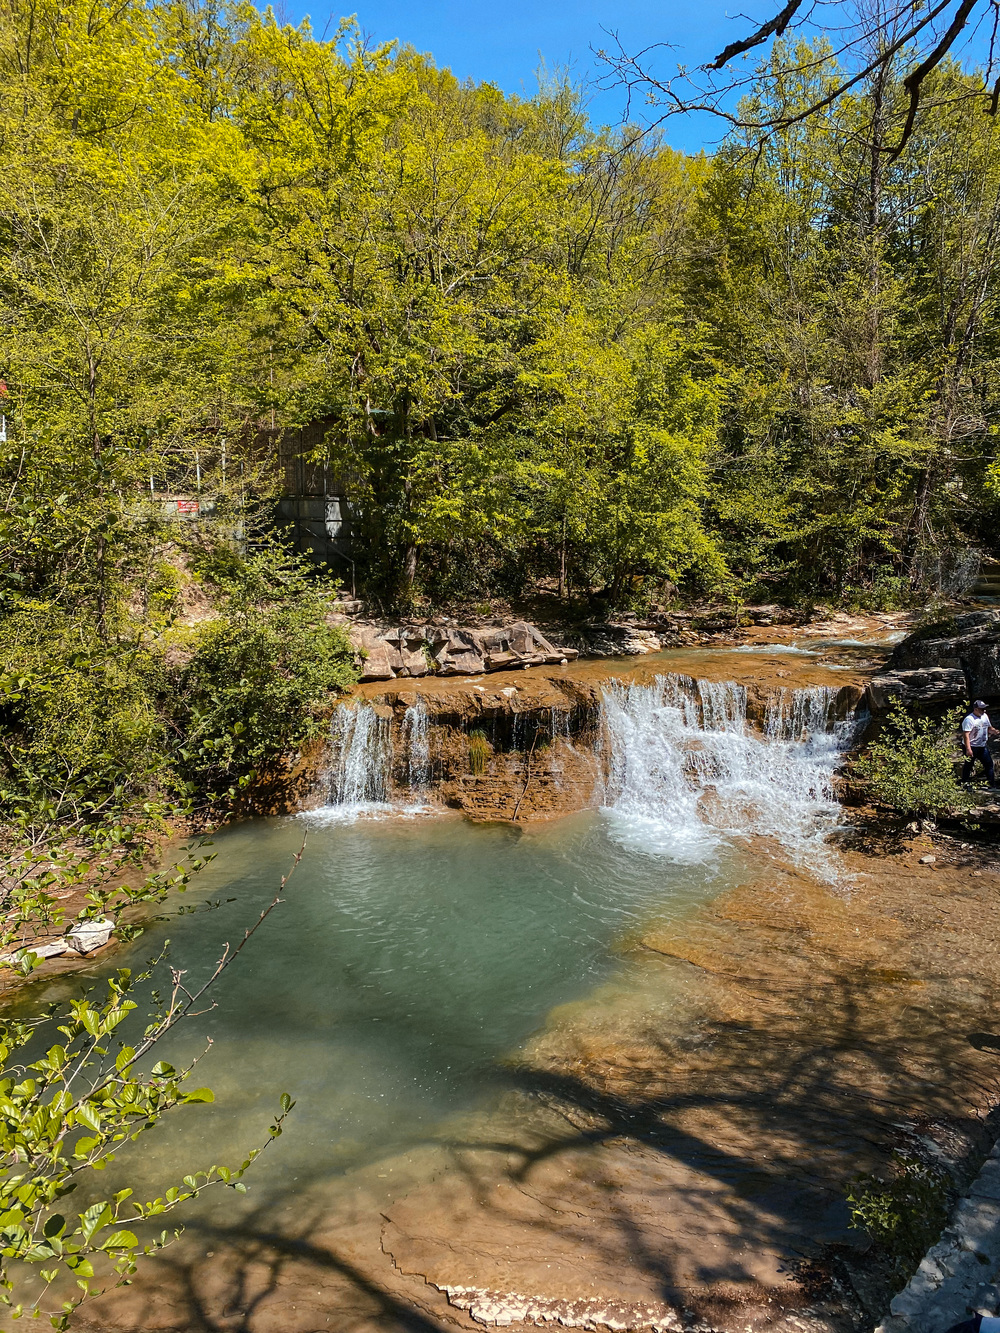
[847,1151,952,1282]
[0,607,169,826]
[168,548,356,807]
[858,703,973,817]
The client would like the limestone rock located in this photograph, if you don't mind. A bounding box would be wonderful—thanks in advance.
[380,628,429,677]
[558,622,663,658]
[353,626,397,681]
[66,918,113,955]
[861,667,967,715]
[350,619,583,681]
[479,621,576,670]
[425,627,486,676]
[888,611,1000,702]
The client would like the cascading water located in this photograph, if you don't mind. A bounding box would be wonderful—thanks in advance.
[325,703,394,811]
[601,674,853,870]
[402,697,431,792]
[764,685,840,741]
[312,673,855,865]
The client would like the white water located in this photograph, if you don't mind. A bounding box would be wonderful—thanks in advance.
[402,697,431,792]
[600,675,853,871]
[318,702,395,819]
[313,678,855,875]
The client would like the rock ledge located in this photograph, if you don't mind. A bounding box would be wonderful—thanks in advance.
[876,1140,1000,1333]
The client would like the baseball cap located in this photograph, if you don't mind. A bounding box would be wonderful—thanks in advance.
[975,699,988,708]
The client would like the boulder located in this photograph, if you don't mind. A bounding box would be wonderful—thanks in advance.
[353,627,397,681]
[351,620,579,681]
[382,628,430,677]
[861,667,968,715]
[888,611,1000,703]
[479,622,555,669]
[562,623,662,657]
[66,918,113,954]
[425,628,486,676]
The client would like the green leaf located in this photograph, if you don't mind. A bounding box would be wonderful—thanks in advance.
[180,1088,213,1104]
[74,1105,102,1133]
[101,1231,137,1251]
[79,1203,111,1243]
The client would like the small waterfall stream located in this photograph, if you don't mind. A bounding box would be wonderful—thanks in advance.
[327,704,394,809]
[313,675,856,870]
[401,697,431,793]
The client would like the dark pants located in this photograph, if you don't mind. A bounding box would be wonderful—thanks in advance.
[963,745,996,784]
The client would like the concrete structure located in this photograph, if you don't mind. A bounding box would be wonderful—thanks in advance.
[275,421,359,592]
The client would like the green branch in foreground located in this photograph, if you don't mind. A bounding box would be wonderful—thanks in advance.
[0,841,303,1328]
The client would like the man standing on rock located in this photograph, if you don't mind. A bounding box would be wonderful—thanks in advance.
[961,699,1000,787]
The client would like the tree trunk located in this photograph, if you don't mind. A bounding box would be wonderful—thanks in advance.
[558,514,567,600]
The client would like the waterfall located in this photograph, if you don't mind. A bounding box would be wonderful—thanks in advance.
[600,675,852,869]
[550,706,572,743]
[326,704,394,810]
[764,685,840,741]
[402,697,431,792]
[697,678,747,733]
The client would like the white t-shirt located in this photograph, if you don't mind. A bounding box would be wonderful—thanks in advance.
[963,711,992,747]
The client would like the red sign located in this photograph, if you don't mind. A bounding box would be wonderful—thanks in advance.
[176,500,200,514]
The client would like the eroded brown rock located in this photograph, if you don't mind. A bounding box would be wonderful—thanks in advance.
[351,619,580,681]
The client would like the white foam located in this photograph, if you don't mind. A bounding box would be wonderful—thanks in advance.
[733,643,816,655]
[299,801,433,826]
[600,676,853,873]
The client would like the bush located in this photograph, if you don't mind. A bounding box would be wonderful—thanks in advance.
[858,703,973,817]
[168,547,356,807]
[847,1151,952,1282]
[0,607,169,827]
[1,541,358,829]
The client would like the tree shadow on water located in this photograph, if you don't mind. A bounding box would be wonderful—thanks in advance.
[76,960,1000,1332]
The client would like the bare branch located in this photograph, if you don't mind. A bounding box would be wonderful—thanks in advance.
[707,0,807,71]
[887,0,979,160]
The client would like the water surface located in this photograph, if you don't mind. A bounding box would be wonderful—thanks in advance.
[26,673,851,1229]
[35,810,747,1208]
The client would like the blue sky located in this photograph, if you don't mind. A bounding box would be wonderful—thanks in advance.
[278,0,995,155]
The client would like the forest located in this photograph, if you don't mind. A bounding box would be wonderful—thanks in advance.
[1,0,998,817]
